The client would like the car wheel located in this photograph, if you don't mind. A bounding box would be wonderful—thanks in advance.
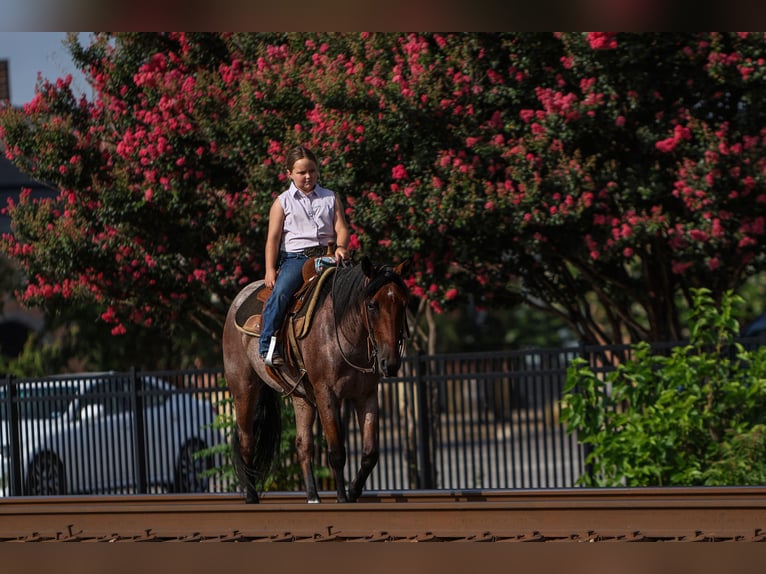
[27,453,66,495]
[172,441,210,493]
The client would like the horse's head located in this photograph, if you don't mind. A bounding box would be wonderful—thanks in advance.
[361,257,410,377]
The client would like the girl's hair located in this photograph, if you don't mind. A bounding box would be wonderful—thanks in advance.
[285,145,318,171]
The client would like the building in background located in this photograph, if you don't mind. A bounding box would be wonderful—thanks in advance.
[0,59,8,102]
[0,61,55,359]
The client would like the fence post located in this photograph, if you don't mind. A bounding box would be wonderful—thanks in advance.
[3,374,23,496]
[129,367,148,494]
[415,352,435,489]
[578,343,595,485]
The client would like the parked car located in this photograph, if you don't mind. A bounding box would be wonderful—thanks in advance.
[743,312,766,339]
[0,373,225,496]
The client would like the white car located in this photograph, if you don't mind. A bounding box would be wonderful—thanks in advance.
[0,373,225,496]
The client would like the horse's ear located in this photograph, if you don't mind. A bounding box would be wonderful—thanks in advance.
[394,258,410,277]
[361,256,375,279]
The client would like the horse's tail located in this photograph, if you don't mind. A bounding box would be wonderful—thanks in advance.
[231,385,282,499]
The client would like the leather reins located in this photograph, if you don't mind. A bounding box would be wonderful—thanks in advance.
[331,261,407,374]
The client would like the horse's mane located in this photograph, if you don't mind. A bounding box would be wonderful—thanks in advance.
[318,261,407,321]
[321,264,365,314]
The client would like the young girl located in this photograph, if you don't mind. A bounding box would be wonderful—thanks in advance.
[258,145,350,365]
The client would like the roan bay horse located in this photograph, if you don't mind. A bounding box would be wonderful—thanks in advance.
[222,257,409,503]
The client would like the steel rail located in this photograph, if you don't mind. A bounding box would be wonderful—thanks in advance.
[2,487,766,543]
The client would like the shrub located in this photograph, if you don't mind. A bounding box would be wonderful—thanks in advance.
[561,288,766,486]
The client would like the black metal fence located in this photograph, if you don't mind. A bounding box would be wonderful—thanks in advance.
[0,347,600,496]
[0,369,228,497]
[357,349,586,490]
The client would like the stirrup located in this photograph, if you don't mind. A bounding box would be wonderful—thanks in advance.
[264,336,281,366]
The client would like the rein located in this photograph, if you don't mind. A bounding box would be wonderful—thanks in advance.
[331,261,378,374]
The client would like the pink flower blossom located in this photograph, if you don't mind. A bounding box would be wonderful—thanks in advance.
[689,229,709,242]
[392,164,408,180]
[671,261,694,275]
[587,32,618,50]
[656,137,678,153]
[739,237,757,248]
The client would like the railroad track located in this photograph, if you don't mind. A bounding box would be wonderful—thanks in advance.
[2,487,766,543]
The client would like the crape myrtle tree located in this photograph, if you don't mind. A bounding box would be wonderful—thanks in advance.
[1,32,766,358]
[496,32,766,344]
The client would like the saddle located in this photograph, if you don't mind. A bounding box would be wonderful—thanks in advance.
[234,256,337,340]
[234,255,340,402]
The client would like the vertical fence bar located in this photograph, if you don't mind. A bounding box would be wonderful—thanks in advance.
[130,368,148,494]
[414,352,434,489]
[4,375,23,496]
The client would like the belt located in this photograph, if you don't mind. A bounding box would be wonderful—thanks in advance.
[301,245,326,258]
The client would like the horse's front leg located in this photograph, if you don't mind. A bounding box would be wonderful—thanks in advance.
[348,395,379,502]
[316,394,349,502]
[292,397,320,503]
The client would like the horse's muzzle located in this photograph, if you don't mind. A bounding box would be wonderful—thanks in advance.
[379,357,400,377]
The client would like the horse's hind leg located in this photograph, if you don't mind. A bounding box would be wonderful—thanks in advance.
[231,379,260,504]
[231,377,283,504]
[231,393,258,504]
[292,397,320,503]
[232,425,259,503]
[347,395,380,502]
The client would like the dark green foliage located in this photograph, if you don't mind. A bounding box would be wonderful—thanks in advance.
[562,288,766,486]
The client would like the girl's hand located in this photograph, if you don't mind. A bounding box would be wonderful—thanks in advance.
[335,246,349,261]
[264,268,277,289]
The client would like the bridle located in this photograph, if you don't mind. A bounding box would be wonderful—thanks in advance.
[331,261,408,374]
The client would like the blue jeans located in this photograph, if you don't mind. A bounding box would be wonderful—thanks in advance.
[258,252,308,355]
